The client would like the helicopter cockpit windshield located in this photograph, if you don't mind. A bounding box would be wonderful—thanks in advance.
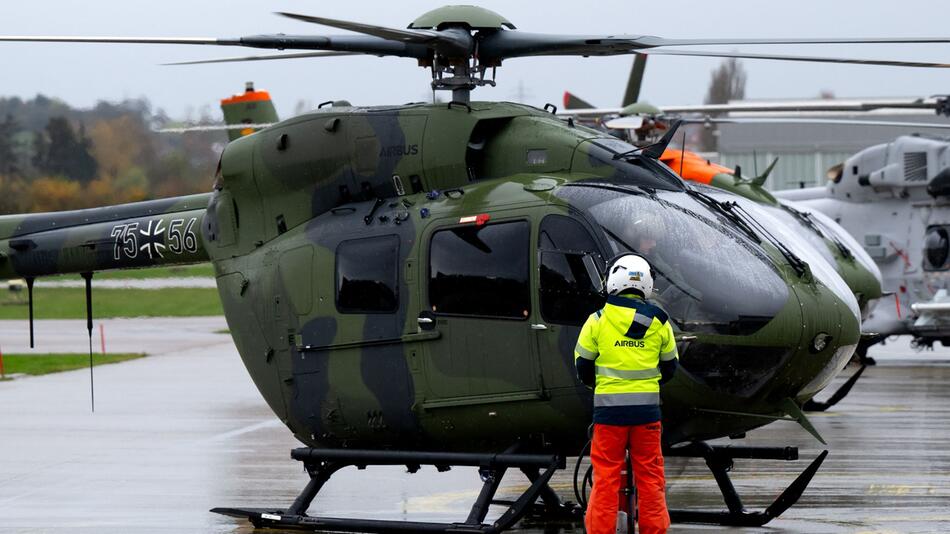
[761,204,839,267]
[790,202,882,281]
[696,187,862,322]
[558,185,789,336]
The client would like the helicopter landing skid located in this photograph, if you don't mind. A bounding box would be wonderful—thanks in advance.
[212,447,570,533]
[803,364,868,412]
[666,442,828,527]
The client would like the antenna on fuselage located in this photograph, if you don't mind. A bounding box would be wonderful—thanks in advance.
[642,119,683,159]
[679,127,687,177]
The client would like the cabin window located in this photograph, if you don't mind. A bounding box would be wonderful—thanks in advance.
[924,226,950,271]
[336,235,399,313]
[539,215,606,325]
[429,220,530,319]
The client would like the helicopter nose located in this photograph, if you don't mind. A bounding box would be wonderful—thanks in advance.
[766,217,862,402]
[789,279,861,402]
[720,195,862,402]
[667,275,859,417]
[660,279,860,444]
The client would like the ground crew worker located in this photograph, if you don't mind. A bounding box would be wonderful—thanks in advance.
[575,253,679,534]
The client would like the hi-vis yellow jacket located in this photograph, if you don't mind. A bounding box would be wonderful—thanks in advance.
[574,294,678,408]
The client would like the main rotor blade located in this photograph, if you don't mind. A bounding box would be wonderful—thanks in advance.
[0,34,429,58]
[480,32,652,57]
[276,12,433,43]
[164,50,360,66]
[557,98,943,118]
[276,11,472,55]
[480,31,950,59]
[557,107,619,118]
[653,36,950,47]
[640,49,950,68]
[0,36,229,45]
[659,98,941,114]
[688,117,950,129]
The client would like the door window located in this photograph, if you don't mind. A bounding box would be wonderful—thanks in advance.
[429,220,530,319]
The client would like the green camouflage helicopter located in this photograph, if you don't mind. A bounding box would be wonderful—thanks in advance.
[2,5,949,532]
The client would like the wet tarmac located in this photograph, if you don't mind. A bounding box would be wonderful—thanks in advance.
[0,320,948,533]
[0,316,227,354]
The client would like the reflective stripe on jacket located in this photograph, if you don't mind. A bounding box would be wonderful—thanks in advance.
[574,294,678,407]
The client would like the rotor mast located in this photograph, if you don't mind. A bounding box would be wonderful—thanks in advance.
[429,55,496,104]
[408,7,510,103]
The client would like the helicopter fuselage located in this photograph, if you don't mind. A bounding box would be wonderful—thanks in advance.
[202,101,860,452]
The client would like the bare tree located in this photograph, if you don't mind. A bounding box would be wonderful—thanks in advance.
[700,58,746,151]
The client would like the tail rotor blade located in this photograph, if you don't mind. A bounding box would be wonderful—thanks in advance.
[622,54,648,106]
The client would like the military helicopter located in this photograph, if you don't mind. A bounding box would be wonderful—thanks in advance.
[220,76,880,413]
[2,5,949,532]
[777,132,950,357]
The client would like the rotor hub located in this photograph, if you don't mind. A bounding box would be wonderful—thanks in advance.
[409,5,515,31]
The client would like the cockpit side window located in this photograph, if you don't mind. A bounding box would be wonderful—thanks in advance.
[538,215,606,325]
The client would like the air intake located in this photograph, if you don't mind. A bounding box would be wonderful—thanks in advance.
[904,151,928,181]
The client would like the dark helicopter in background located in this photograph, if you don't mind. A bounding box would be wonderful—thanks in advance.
[2,5,949,532]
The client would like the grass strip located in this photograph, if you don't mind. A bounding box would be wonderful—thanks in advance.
[44,263,215,281]
[0,353,145,378]
[0,287,223,319]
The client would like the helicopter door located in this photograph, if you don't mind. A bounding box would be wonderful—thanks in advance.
[533,214,607,390]
[421,216,542,405]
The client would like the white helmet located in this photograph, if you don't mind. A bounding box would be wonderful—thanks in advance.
[606,254,654,297]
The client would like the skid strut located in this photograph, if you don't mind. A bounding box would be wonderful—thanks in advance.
[803,364,867,412]
[212,448,569,533]
[666,442,828,527]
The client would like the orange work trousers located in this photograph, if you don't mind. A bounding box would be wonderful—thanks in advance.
[584,421,669,534]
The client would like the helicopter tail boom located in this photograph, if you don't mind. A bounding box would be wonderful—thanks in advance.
[0,193,211,280]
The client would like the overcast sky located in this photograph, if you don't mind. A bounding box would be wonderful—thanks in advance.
[1,0,949,120]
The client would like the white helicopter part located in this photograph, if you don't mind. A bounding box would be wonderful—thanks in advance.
[604,116,645,130]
